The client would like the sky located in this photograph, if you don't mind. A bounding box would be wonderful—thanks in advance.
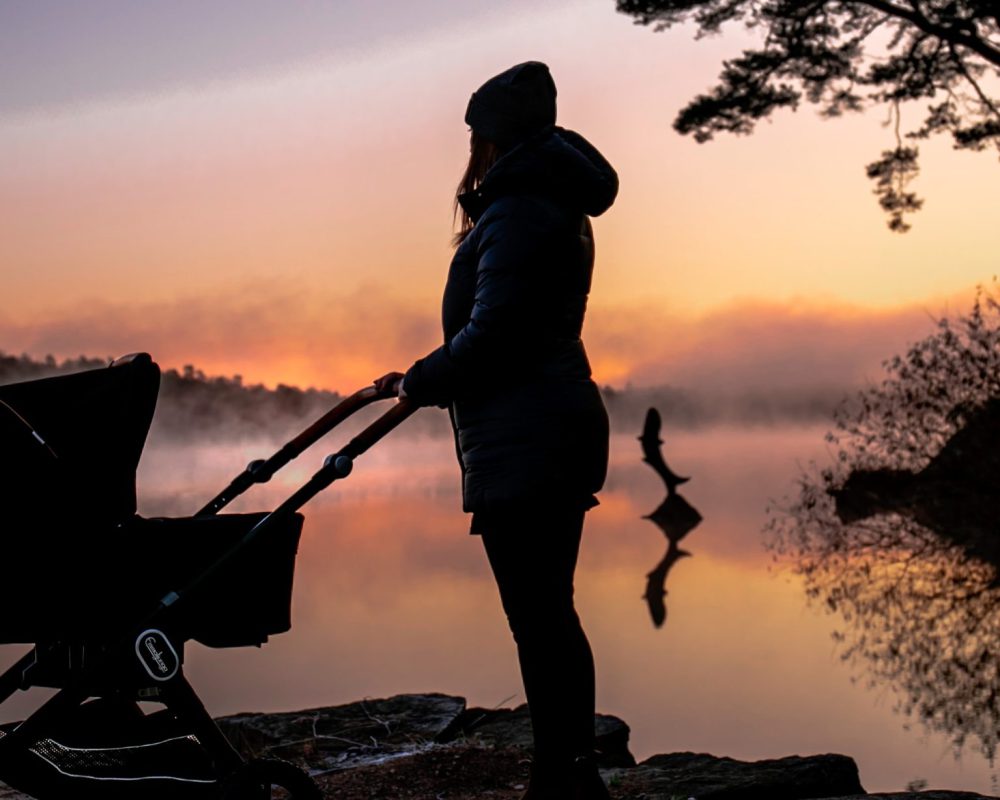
[1,0,996,392]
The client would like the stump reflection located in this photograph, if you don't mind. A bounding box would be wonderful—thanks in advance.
[639,408,701,629]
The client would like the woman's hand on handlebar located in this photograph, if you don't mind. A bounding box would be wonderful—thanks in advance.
[374,371,407,397]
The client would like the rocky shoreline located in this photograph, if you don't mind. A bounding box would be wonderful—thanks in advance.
[0,693,995,799]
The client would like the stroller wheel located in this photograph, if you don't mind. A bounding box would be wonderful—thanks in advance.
[221,758,322,800]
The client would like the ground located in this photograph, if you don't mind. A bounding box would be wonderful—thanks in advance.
[313,744,534,800]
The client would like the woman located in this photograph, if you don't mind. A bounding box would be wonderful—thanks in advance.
[377,61,618,800]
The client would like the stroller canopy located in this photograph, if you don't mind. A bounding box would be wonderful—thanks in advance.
[0,353,159,527]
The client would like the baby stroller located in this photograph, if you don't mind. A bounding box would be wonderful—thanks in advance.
[0,353,414,798]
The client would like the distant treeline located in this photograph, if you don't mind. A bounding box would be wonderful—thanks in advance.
[601,383,845,431]
[0,351,843,441]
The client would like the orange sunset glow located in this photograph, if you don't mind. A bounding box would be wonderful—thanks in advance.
[1,0,996,393]
[3,4,1000,795]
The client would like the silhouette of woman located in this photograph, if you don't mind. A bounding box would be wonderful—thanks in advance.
[376,61,617,800]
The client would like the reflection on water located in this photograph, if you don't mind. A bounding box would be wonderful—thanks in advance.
[639,409,701,628]
[830,396,1000,572]
[1,426,997,793]
[642,498,698,629]
[769,398,1000,775]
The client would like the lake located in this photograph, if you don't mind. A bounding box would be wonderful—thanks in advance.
[1,423,996,794]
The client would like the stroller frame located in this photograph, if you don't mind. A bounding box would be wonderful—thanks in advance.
[0,364,415,798]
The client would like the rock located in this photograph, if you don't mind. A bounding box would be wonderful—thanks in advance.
[609,751,864,799]
[847,795,997,799]
[2,695,998,799]
[216,692,466,773]
[314,743,532,800]
[593,712,635,767]
[439,703,635,767]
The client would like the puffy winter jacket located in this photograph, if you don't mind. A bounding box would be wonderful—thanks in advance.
[402,124,618,513]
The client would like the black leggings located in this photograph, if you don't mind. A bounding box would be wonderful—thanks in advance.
[479,506,597,764]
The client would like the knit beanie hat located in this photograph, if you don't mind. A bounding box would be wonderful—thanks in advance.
[464,61,557,150]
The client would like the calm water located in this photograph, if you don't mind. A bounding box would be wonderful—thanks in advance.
[2,425,996,794]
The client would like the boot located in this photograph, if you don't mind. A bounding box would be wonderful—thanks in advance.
[520,760,568,799]
[569,755,612,800]
[520,756,612,800]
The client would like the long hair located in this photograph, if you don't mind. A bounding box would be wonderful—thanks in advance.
[453,131,500,247]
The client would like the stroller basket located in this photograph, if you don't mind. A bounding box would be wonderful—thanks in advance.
[0,700,218,800]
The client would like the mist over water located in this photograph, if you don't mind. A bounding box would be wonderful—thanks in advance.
[0,351,848,445]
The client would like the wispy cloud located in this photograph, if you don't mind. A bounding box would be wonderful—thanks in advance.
[0,282,966,397]
[586,295,955,393]
[0,280,438,391]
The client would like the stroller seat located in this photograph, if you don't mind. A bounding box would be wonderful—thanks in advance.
[0,512,303,651]
[0,354,302,650]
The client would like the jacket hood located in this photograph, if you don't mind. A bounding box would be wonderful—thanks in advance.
[459,125,619,223]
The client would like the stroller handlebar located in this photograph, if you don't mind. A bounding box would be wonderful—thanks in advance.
[335,396,418,462]
[284,383,397,454]
[195,381,408,516]
[152,396,418,631]
[258,396,419,528]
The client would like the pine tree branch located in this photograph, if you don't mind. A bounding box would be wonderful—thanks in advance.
[947,42,1000,120]
[860,0,1000,67]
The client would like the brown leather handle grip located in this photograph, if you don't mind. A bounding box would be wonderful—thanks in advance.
[284,383,396,456]
[338,397,419,461]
